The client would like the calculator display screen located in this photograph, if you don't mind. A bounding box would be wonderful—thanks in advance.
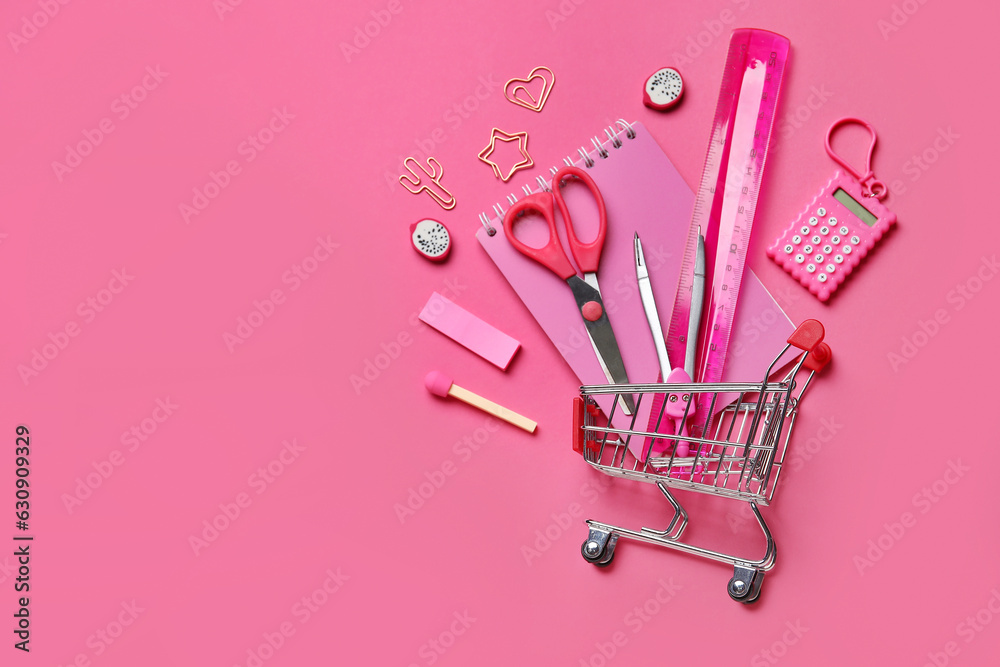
[833,188,878,227]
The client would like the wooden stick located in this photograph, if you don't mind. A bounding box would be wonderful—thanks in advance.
[448,384,537,433]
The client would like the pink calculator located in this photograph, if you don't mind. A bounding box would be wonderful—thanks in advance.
[767,118,897,302]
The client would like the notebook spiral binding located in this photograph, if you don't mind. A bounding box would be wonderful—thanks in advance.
[478,119,636,236]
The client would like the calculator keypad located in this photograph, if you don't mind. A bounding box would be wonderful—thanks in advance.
[766,176,895,302]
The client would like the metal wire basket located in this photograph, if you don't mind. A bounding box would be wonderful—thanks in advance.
[572,319,832,603]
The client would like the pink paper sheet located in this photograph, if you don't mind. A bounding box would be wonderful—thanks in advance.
[477,122,797,456]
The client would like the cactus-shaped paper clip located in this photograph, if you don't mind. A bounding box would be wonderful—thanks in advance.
[398,157,456,211]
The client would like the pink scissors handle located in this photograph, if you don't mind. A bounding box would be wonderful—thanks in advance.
[503,191,577,280]
[551,165,607,274]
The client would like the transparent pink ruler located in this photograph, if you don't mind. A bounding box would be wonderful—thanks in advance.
[664,29,791,434]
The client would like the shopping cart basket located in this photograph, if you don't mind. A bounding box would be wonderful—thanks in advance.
[572,320,832,603]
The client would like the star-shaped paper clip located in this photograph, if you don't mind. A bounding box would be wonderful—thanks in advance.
[478,128,533,183]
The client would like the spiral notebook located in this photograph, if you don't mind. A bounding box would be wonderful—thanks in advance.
[476,121,796,452]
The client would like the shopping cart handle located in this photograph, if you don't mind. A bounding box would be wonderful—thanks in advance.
[573,397,586,454]
[787,319,824,352]
[802,342,832,372]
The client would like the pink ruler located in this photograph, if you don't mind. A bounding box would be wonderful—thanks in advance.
[664,29,791,431]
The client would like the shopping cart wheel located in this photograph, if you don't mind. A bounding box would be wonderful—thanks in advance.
[727,566,764,604]
[581,529,617,567]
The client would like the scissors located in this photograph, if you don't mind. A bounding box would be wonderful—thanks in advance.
[503,165,635,415]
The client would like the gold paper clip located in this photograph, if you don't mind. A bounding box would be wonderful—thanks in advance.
[504,66,556,113]
[478,128,533,183]
[398,157,456,210]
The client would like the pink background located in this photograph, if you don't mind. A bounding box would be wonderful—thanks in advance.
[3,0,999,665]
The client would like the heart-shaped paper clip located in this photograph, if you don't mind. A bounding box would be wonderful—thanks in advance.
[504,66,556,113]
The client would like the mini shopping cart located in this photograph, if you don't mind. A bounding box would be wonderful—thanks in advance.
[572,320,832,603]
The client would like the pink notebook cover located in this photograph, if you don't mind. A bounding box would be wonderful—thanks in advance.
[476,122,795,454]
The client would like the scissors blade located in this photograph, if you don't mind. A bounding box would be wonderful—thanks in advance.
[567,275,635,415]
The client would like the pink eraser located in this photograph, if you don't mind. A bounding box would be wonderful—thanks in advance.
[419,292,521,370]
[424,370,453,397]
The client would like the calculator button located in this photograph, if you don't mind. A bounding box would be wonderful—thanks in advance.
[809,217,819,226]
[828,217,837,225]
[806,263,816,273]
[814,254,824,263]
[851,235,861,245]
[784,244,794,254]
[831,236,841,244]
[800,225,810,235]
[817,273,828,283]
[811,235,822,244]
[834,254,844,264]
[817,207,826,216]
[843,245,853,254]
[822,244,833,254]
[839,226,849,235]
[803,245,813,254]
[826,263,836,273]
[820,226,830,235]
[792,235,802,244]
[795,254,805,264]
